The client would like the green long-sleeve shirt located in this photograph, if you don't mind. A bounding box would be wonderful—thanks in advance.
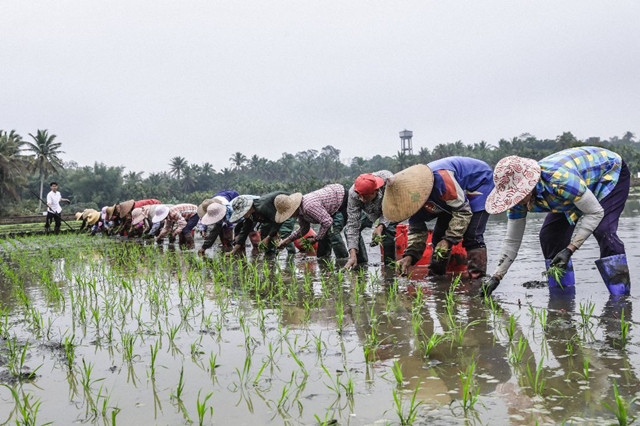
[234,191,288,246]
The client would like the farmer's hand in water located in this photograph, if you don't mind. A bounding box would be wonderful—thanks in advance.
[550,247,574,269]
[396,256,413,275]
[197,248,206,257]
[480,276,500,297]
[344,249,358,270]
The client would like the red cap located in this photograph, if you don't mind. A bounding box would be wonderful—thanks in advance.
[354,173,385,195]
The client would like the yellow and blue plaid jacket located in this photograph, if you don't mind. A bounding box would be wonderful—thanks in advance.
[508,146,622,224]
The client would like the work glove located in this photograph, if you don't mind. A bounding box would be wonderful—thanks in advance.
[480,276,500,298]
[550,248,573,270]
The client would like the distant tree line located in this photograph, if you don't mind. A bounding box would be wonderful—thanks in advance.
[1,128,639,215]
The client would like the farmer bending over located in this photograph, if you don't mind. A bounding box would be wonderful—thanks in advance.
[197,190,239,255]
[383,159,494,279]
[154,204,199,248]
[229,192,296,256]
[344,171,398,269]
[275,184,349,259]
[480,146,630,297]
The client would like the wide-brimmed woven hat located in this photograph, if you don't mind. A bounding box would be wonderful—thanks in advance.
[75,212,83,220]
[382,164,434,222]
[274,193,303,223]
[105,205,116,220]
[116,200,135,217]
[485,156,541,214]
[200,202,227,226]
[151,205,170,223]
[131,207,146,226]
[86,210,101,226]
[197,199,216,219]
[229,195,256,223]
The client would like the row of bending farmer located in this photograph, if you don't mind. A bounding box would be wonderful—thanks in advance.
[71,145,630,297]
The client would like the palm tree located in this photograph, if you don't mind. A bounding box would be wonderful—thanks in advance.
[169,156,188,179]
[24,129,64,210]
[0,130,26,201]
[229,152,247,170]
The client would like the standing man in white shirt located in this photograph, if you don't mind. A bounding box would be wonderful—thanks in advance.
[45,181,69,234]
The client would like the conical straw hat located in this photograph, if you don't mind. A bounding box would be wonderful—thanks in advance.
[197,199,215,219]
[274,193,303,223]
[86,211,101,225]
[116,200,135,217]
[382,164,434,222]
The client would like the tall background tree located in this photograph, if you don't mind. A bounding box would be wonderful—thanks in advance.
[169,156,187,179]
[24,129,64,210]
[0,130,26,202]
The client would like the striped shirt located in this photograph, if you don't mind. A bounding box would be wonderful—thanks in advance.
[289,184,345,241]
[508,147,622,225]
[158,203,198,238]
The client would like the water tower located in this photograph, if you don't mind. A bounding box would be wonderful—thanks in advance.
[399,129,413,155]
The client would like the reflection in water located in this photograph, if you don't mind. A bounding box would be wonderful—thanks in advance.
[1,223,640,424]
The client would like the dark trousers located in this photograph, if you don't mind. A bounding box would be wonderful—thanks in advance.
[316,212,349,259]
[540,163,630,259]
[182,214,200,236]
[431,211,489,251]
[45,211,61,234]
[202,223,234,251]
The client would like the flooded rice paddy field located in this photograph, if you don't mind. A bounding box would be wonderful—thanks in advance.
[0,216,639,425]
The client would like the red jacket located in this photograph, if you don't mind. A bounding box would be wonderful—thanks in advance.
[134,199,161,209]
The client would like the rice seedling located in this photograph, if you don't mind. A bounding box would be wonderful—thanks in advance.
[370,233,385,246]
[172,366,186,401]
[542,265,565,288]
[391,360,404,387]
[537,309,548,331]
[602,379,636,425]
[420,332,447,358]
[150,341,159,378]
[299,238,315,253]
[526,357,546,396]
[506,313,518,342]
[459,359,480,412]
[620,308,630,348]
[63,334,76,369]
[509,336,528,365]
[196,390,214,426]
[578,301,596,330]
[392,381,422,425]
[1,384,44,425]
[433,247,448,261]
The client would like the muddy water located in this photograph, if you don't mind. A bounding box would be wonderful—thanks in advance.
[0,216,639,425]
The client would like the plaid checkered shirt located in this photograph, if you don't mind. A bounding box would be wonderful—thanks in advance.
[288,184,345,241]
[508,147,622,225]
[158,203,198,238]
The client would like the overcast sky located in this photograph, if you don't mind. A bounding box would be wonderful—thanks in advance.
[2,1,639,174]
